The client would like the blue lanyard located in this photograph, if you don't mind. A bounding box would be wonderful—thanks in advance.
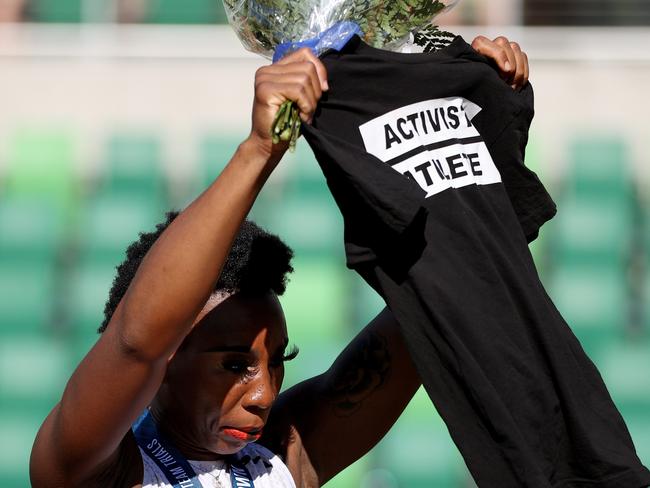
[229,463,254,488]
[133,410,255,488]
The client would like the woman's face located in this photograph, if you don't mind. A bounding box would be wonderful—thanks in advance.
[155,291,291,458]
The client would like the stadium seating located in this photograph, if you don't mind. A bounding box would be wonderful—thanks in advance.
[264,193,344,258]
[545,135,636,363]
[0,337,72,486]
[3,128,78,221]
[600,339,650,415]
[0,197,64,266]
[566,137,632,202]
[645,271,650,333]
[144,0,228,24]
[548,265,628,360]
[101,133,167,202]
[601,339,650,466]
[0,261,56,337]
[283,139,331,198]
[521,135,550,266]
[551,196,633,269]
[548,136,634,268]
[0,407,51,487]
[623,414,650,470]
[1,126,648,488]
[644,208,650,333]
[28,0,83,22]
[0,337,70,411]
[350,274,387,330]
[279,255,350,387]
[375,388,469,487]
[196,134,241,190]
[65,258,118,362]
[261,140,344,255]
[75,192,166,267]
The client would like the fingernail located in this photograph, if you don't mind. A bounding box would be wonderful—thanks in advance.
[323,80,330,91]
[505,61,512,71]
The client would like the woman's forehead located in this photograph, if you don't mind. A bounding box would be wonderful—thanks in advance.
[188,291,288,349]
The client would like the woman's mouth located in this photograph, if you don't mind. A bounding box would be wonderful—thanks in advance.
[222,427,263,442]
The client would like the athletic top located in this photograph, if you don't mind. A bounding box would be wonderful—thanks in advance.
[140,443,296,488]
[302,35,650,487]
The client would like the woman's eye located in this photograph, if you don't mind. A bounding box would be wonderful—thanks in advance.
[223,361,250,374]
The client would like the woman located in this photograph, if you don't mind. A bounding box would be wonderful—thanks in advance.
[30,36,530,488]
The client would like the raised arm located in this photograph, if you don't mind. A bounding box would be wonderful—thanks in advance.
[263,308,421,486]
[29,49,328,488]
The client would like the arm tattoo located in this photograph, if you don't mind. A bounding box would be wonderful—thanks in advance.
[324,331,391,417]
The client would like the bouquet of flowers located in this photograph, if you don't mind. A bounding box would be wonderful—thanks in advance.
[222,0,459,148]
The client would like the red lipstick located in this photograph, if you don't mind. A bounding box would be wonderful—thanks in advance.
[222,428,262,442]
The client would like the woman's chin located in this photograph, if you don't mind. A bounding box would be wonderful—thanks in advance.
[212,435,249,455]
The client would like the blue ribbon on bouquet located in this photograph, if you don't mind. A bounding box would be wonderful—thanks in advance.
[273,21,363,62]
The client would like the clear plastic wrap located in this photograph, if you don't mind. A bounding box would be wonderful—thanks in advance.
[222,0,460,60]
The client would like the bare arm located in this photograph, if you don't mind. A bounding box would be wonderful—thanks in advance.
[265,308,421,486]
[29,49,328,488]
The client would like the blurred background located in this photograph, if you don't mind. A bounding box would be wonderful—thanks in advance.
[0,1,649,487]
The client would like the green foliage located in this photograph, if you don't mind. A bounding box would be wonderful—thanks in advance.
[271,100,302,152]
[413,24,456,53]
[230,1,459,152]
[223,0,455,58]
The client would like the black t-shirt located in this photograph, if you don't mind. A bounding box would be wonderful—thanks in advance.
[304,35,556,269]
[302,36,650,487]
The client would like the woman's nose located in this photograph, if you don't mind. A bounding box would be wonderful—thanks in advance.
[242,368,278,411]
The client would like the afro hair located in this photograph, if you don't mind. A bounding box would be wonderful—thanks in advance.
[98,211,294,333]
